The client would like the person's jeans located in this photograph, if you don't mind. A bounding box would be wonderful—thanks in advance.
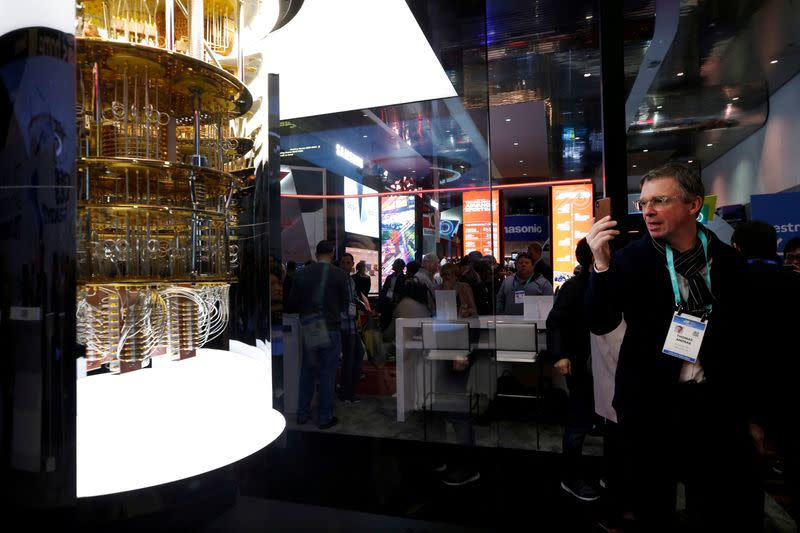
[297,329,342,425]
[340,330,363,400]
[562,372,596,480]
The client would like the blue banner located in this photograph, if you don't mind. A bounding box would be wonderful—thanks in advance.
[503,215,549,242]
[751,192,800,254]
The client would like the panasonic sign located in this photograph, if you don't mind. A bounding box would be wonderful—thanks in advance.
[504,215,549,242]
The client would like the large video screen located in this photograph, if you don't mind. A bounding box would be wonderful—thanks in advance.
[380,195,416,284]
[344,177,379,238]
[463,190,500,257]
[345,247,380,295]
[551,183,593,290]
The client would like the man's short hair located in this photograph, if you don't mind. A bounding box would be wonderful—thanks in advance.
[315,240,334,256]
[640,162,704,202]
[515,252,533,263]
[528,242,543,254]
[731,220,778,259]
[467,250,483,261]
[392,258,406,269]
[341,252,354,262]
[422,253,438,266]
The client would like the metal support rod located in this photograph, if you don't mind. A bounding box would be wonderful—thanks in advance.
[165,0,175,51]
[237,0,244,81]
[93,62,102,160]
[175,0,223,68]
[190,0,204,60]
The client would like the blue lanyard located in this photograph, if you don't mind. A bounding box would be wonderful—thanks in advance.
[665,230,712,314]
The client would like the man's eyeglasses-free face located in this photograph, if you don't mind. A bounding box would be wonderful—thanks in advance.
[633,195,683,211]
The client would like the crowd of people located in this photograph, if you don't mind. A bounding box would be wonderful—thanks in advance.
[269,161,800,528]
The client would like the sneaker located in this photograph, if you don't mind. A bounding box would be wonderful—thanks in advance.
[560,479,600,502]
[318,417,339,430]
[599,478,607,490]
[441,467,480,487]
[343,397,361,405]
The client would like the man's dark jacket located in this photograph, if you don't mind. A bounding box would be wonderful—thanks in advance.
[586,231,751,423]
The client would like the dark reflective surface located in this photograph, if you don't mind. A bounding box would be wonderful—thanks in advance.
[0,27,77,515]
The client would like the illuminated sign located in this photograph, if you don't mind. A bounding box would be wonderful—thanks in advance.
[344,177,379,238]
[463,190,500,257]
[551,183,593,290]
[336,143,364,168]
[381,195,416,284]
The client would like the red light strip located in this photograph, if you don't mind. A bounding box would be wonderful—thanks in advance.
[280,178,592,199]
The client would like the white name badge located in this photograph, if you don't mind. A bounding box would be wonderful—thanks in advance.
[662,312,707,363]
[514,290,525,304]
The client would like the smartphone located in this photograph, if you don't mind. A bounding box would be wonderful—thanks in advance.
[595,197,612,220]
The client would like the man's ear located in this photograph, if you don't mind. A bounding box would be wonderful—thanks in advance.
[688,196,703,216]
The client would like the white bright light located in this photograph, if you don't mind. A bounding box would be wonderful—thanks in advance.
[77,349,285,497]
[257,0,456,119]
[1,1,74,36]
[430,199,439,209]
[584,73,591,77]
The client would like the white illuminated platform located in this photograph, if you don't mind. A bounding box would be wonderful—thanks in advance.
[77,348,285,498]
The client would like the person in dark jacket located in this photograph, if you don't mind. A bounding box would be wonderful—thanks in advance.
[547,238,599,502]
[528,241,554,284]
[732,220,800,526]
[586,162,762,531]
[289,240,349,430]
[353,260,371,300]
[379,259,405,331]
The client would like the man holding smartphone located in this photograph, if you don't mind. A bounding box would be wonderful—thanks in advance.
[585,162,762,531]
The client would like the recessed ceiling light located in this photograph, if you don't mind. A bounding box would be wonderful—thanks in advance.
[732,97,739,101]
[770,59,779,64]
[523,173,528,176]
[632,164,638,168]
[445,130,451,133]
[362,135,368,138]
[688,160,694,163]
[677,72,684,77]
[586,15,593,20]
[656,105,663,109]
[574,137,581,140]
[513,141,519,146]
[505,118,511,122]
[584,73,591,78]
[707,143,713,147]
[519,160,524,163]
[569,169,576,172]
[643,149,649,153]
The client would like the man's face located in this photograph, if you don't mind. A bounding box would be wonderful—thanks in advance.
[785,249,800,272]
[516,257,533,279]
[425,257,440,273]
[527,246,541,262]
[340,255,354,273]
[639,177,701,242]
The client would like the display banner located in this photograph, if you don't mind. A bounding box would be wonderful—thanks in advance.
[463,190,500,257]
[380,195,416,284]
[504,215,549,242]
[751,191,800,254]
[551,183,593,289]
